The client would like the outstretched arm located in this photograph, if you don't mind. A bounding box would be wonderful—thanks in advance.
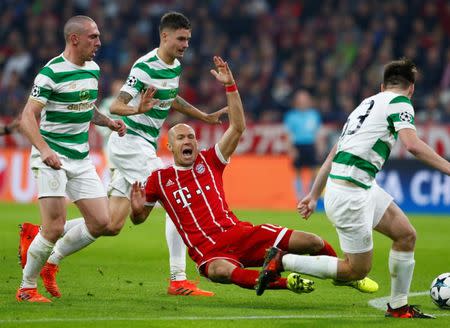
[110,87,159,116]
[172,96,227,124]
[210,56,245,161]
[130,182,154,224]
[399,128,450,175]
[297,143,337,219]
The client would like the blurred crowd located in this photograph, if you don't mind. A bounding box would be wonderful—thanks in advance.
[2,0,450,124]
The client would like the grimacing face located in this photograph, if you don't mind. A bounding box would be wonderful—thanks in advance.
[168,124,199,167]
[161,28,191,60]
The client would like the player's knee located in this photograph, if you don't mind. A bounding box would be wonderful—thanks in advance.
[350,270,370,281]
[207,265,232,283]
[339,259,371,281]
[41,224,65,242]
[302,232,324,254]
[105,222,122,236]
[310,234,327,254]
[289,231,324,254]
[87,216,110,236]
[348,264,371,281]
[399,226,416,251]
[406,227,416,247]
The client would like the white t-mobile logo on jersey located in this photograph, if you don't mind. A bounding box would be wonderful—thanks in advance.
[173,187,192,208]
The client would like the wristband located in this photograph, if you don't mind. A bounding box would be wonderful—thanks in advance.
[225,84,238,93]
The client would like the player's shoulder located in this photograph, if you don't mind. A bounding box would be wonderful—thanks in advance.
[133,48,158,66]
[84,60,100,71]
[199,147,214,158]
[37,55,64,75]
[44,55,64,67]
[375,91,412,106]
[150,162,175,177]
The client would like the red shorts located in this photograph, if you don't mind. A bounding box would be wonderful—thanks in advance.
[193,221,293,276]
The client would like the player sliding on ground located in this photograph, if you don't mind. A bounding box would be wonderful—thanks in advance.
[296,58,450,318]
[130,56,377,295]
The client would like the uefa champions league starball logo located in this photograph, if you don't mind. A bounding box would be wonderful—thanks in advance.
[31,85,40,97]
[399,111,412,123]
[126,75,137,87]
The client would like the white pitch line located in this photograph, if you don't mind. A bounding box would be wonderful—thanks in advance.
[0,314,380,324]
[368,291,429,310]
[2,292,449,324]
[368,290,450,317]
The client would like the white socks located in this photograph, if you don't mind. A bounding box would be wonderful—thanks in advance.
[21,233,54,288]
[47,223,96,265]
[63,217,85,234]
[389,249,415,309]
[165,213,187,281]
[282,254,338,279]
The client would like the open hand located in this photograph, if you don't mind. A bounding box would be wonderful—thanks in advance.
[297,194,317,220]
[137,86,160,114]
[210,56,235,86]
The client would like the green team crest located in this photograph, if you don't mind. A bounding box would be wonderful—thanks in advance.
[80,89,90,101]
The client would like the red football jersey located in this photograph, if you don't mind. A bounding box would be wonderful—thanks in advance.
[144,144,239,259]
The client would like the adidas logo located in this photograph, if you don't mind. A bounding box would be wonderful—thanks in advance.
[166,179,174,187]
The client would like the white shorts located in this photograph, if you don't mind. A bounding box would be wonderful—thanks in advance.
[107,132,164,199]
[324,179,393,254]
[30,150,106,201]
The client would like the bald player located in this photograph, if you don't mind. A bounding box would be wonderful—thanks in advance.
[16,15,125,303]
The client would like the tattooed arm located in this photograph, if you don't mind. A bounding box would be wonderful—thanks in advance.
[110,88,158,116]
[92,105,114,126]
[172,96,206,120]
[93,105,126,136]
[172,95,227,124]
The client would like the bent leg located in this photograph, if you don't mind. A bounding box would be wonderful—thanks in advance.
[336,251,373,281]
[47,197,109,266]
[207,259,288,290]
[61,196,130,237]
[288,230,337,257]
[374,202,416,252]
[375,202,416,309]
[283,229,372,281]
[104,196,130,236]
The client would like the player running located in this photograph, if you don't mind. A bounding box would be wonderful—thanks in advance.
[297,58,450,318]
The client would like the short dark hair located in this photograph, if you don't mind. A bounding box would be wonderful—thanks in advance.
[159,12,190,33]
[64,15,95,41]
[383,58,417,89]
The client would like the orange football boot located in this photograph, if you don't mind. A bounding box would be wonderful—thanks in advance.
[40,262,61,297]
[168,280,214,296]
[16,288,51,303]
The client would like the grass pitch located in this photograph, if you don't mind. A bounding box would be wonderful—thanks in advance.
[0,201,449,327]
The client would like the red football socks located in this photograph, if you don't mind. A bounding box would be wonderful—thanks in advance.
[312,239,337,257]
[230,267,287,289]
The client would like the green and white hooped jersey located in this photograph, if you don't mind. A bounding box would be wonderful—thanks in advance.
[120,48,181,150]
[30,54,99,160]
[330,91,416,189]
